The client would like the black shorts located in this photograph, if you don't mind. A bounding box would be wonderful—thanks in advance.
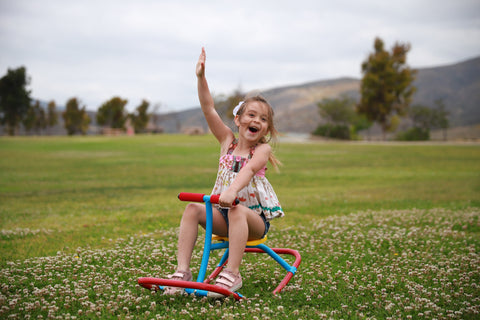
[219,208,270,238]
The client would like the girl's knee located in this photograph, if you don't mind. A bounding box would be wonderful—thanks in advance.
[185,202,202,211]
[183,203,204,219]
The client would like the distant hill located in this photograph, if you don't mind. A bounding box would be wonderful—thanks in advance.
[162,56,480,134]
[412,57,480,126]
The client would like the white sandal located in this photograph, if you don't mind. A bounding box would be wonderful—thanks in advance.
[163,270,192,295]
[208,269,242,298]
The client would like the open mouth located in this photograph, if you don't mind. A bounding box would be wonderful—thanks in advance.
[249,127,259,133]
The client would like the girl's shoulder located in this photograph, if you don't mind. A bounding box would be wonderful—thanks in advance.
[248,143,271,162]
[252,142,271,154]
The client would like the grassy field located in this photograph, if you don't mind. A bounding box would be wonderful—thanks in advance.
[0,135,479,319]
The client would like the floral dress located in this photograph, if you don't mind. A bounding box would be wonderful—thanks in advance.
[211,139,284,221]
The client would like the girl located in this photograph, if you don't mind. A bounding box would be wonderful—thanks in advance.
[165,48,284,297]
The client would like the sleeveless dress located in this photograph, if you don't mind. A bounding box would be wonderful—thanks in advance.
[211,139,284,221]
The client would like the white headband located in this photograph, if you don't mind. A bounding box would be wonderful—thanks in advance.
[232,101,244,116]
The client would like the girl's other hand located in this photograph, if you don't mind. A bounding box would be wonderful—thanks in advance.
[219,190,237,208]
[196,47,206,78]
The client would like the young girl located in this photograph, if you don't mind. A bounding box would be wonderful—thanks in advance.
[164,48,284,297]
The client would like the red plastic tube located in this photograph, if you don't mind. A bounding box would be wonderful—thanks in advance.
[178,193,237,205]
[178,192,208,203]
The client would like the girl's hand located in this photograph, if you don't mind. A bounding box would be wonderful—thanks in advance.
[219,189,237,208]
[196,47,206,78]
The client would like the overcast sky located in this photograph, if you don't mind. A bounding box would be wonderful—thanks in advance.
[1,0,479,112]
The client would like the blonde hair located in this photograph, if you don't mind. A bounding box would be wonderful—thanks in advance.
[235,95,282,170]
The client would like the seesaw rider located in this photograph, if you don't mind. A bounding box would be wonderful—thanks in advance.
[165,48,284,297]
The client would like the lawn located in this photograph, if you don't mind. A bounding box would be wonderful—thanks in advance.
[0,135,479,319]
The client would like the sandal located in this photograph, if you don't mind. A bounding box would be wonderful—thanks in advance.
[163,270,192,295]
[208,269,242,298]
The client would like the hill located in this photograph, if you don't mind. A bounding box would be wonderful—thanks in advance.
[412,56,480,126]
[162,56,480,134]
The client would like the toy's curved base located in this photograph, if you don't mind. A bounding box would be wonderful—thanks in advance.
[137,277,243,300]
[205,247,301,295]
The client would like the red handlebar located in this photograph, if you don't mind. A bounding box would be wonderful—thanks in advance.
[178,192,221,203]
[178,193,238,205]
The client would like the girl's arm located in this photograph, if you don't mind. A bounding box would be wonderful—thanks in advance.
[218,143,271,207]
[196,48,234,148]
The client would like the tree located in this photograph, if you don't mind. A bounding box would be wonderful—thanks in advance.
[318,96,356,125]
[432,99,449,141]
[97,97,128,130]
[410,105,434,130]
[62,98,90,135]
[357,37,417,139]
[0,66,31,135]
[398,100,450,141]
[129,99,150,133]
[23,100,46,135]
[313,95,371,140]
[403,104,434,140]
[22,101,37,134]
[46,100,58,135]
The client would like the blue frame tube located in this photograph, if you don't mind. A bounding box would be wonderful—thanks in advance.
[196,195,213,283]
[254,244,297,274]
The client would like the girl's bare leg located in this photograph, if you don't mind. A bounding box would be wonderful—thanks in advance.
[176,203,228,272]
[225,206,266,275]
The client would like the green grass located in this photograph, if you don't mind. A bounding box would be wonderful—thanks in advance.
[0,135,479,319]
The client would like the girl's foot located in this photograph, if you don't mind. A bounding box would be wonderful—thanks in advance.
[163,270,192,295]
[208,269,242,298]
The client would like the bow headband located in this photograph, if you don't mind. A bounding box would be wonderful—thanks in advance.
[232,101,244,116]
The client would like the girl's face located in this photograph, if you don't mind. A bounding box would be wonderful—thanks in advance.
[235,101,270,144]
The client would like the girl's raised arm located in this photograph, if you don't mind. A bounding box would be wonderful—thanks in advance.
[196,48,234,146]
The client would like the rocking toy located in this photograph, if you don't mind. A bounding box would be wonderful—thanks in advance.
[138,193,301,300]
